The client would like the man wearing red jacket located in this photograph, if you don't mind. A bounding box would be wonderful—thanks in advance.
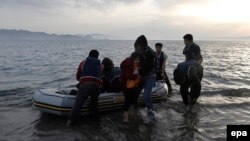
[68,50,103,125]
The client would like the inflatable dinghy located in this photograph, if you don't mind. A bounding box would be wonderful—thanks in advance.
[32,81,168,116]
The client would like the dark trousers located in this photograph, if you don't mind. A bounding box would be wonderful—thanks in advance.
[156,71,172,91]
[69,83,100,121]
[180,81,201,105]
[123,88,139,111]
[101,79,109,93]
[180,67,202,105]
[101,78,121,93]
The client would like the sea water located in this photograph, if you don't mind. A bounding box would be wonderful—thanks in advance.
[0,39,250,141]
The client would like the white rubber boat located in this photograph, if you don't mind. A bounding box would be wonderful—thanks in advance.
[32,81,168,116]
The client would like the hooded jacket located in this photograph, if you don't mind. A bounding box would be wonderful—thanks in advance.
[139,46,156,77]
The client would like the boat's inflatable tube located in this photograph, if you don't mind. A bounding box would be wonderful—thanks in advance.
[32,81,168,116]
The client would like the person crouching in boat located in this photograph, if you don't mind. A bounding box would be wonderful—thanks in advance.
[67,50,103,125]
[101,57,121,92]
[173,60,203,111]
[120,52,141,122]
[101,57,114,92]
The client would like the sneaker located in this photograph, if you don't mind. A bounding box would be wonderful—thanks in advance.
[147,110,155,122]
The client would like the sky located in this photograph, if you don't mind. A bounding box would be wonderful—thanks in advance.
[0,0,250,40]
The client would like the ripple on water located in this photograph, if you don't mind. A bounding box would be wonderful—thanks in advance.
[0,40,250,140]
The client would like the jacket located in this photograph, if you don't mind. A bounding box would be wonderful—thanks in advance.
[139,46,156,77]
[76,57,104,88]
[120,58,139,90]
[183,43,203,61]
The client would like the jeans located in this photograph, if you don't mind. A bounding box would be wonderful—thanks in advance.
[69,83,100,121]
[137,76,155,111]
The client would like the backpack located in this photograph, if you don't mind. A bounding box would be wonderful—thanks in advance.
[173,68,185,85]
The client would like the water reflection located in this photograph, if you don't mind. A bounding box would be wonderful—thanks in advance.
[1,40,250,140]
[176,112,200,141]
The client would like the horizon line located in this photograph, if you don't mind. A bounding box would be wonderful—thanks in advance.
[1,28,250,41]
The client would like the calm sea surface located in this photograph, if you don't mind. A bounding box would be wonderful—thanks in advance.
[0,39,250,141]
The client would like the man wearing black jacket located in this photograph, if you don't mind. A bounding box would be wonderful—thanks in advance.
[183,34,203,64]
[176,34,204,111]
[134,35,156,122]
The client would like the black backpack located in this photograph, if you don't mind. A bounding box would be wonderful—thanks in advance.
[173,68,185,85]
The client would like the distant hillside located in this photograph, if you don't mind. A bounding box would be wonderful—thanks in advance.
[83,34,111,40]
[0,29,97,40]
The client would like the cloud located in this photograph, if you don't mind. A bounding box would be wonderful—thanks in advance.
[0,0,58,8]
[0,0,143,10]
[0,0,250,39]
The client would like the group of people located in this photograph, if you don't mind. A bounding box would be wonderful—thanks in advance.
[67,34,203,125]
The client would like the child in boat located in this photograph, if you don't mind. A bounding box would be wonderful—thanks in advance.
[120,52,141,122]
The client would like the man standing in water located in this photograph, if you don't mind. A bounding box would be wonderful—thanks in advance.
[134,35,156,122]
[183,34,203,64]
[155,43,172,93]
[174,34,203,111]
[67,50,103,125]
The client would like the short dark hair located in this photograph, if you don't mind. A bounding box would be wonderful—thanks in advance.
[134,35,148,48]
[102,57,114,73]
[130,52,141,60]
[102,58,114,68]
[155,43,163,47]
[89,49,99,58]
[183,34,193,41]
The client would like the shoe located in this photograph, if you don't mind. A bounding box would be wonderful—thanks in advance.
[147,110,155,122]
[146,112,155,125]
